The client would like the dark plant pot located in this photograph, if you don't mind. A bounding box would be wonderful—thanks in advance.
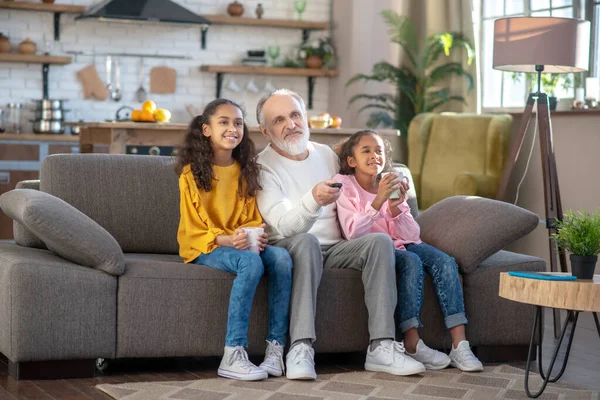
[549,96,557,111]
[570,254,597,279]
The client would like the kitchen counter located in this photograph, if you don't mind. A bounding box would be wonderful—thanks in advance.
[0,134,79,142]
[66,121,402,158]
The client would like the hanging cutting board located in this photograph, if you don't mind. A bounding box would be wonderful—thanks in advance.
[77,64,108,100]
[150,66,177,94]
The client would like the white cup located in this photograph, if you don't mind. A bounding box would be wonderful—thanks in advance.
[381,171,407,199]
[242,227,264,254]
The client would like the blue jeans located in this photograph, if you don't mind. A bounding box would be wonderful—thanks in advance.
[395,242,468,333]
[193,246,292,347]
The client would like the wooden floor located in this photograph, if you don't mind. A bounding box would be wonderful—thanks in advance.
[0,309,597,399]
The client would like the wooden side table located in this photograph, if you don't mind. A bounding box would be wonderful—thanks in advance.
[499,272,600,398]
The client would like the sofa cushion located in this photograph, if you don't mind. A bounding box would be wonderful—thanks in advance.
[14,180,46,249]
[40,154,180,254]
[416,196,539,273]
[0,189,125,275]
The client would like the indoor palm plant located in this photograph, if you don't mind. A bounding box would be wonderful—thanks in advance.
[346,10,474,135]
[552,210,600,279]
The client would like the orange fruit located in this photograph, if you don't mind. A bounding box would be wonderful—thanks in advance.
[154,108,172,122]
[330,115,342,128]
[140,109,155,122]
[131,109,142,121]
[142,100,157,113]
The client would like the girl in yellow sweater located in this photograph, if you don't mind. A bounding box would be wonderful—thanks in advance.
[176,99,292,381]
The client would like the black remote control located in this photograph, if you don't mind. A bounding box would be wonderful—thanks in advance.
[328,182,343,188]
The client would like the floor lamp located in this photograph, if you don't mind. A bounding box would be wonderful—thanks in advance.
[493,17,591,338]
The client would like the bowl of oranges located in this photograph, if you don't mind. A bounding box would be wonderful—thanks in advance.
[131,101,172,123]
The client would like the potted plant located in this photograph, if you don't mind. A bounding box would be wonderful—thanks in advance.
[552,210,600,279]
[345,10,474,135]
[297,38,336,69]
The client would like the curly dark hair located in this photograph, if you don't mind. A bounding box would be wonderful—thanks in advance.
[335,129,394,175]
[175,98,262,198]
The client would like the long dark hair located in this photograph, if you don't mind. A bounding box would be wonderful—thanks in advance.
[175,98,262,197]
[335,129,394,175]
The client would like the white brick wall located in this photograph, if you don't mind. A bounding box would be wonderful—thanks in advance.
[0,0,331,129]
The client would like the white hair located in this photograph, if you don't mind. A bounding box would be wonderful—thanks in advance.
[256,88,307,126]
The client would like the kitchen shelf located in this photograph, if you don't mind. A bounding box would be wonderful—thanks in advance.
[0,1,86,41]
[200,65,339,109]
[0,53,72,98]
[0,53,71,64]
[203,15,329,41]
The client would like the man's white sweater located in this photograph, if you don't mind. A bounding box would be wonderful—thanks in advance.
[256,141,343,245]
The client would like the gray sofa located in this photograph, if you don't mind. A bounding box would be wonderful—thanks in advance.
[0,154,545,380]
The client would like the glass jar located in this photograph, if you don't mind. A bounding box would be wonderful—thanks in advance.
[6,103,22,134]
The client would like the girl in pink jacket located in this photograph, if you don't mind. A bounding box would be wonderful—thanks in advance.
[333,130,483,372]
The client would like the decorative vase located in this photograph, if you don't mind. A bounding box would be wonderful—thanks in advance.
[255,3,264,19]
[570,254,597,280]
[18,38,36,55]
[306,55,323,69]
[227,1,244,17]
[0,33,10,53]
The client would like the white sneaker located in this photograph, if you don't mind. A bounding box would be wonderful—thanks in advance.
[405,339,451,370]
[218,346,268,381]
[285,342,317,380]
[259,340,285,377]
[365,340,426,376]
[449,340,483,372]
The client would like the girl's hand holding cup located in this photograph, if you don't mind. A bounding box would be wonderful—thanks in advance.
[241,226,265,254]
[256,223,268,252]
[232,228,249,250]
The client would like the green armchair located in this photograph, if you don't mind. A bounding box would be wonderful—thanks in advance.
[407,112,512,210]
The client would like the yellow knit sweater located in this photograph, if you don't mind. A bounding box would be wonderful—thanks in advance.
[177,163,262,263]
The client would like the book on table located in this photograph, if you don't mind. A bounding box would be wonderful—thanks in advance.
[508,271,577,281]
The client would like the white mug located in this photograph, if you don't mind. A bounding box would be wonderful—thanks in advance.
[381,171,408,199]
[242,227,264,254]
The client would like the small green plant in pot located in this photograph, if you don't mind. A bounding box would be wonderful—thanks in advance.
[552,210,600,279]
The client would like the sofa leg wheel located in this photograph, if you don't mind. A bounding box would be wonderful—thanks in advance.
[96,358,109,372]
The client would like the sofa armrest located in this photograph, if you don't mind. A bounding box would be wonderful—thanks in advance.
[0,242,117,362]
[453,173,498,199]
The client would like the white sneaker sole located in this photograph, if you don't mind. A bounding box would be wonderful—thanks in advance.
[421,358,452,370]
[286,369,317,380]
[218,368,268,381]
[450,360,483,372]
[259,364,283,377]
[364,362,426,376]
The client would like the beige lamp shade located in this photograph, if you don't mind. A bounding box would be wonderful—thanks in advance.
[493,17,590,73]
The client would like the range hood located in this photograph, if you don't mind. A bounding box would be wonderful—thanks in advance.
[77,0,212,47]
[77,0,211,26]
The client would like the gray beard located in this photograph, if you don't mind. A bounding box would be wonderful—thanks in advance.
[270,130,310,156]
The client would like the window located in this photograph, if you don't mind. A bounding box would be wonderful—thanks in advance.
[479,0,576,109]
[594,0,600,76]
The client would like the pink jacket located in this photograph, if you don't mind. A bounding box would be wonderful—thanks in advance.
[334,174,422,250]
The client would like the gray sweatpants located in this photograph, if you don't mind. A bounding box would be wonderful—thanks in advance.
[272,232,397,344]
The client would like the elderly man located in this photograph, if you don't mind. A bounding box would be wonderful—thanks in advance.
[255,89,425,380]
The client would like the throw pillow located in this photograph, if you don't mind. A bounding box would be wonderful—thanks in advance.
[416,196,539,273]
[0,189,125,275]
